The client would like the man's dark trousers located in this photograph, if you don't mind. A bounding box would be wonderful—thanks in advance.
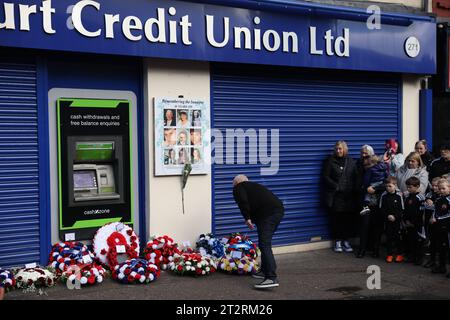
[255,210,284,280]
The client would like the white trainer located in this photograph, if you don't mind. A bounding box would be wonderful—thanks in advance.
[359,206,371,216]
[342,241,353,252]
[334,241,343,253]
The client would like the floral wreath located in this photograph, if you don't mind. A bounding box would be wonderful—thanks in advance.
[143,249,163,267]
[226,233,258,260]
[0,268,16,292]
[60,263,106,286]
[48,241,96,274]
[15,267,56,289]
[143,235,181,270]
[93,222,140,269]
[169,253,217,276]
[196,233,226,258]
[219,255,259,275]
[112,259,160,284]
[180,244,195,254]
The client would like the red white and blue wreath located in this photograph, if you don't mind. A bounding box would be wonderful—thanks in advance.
[48,241,96,274]
[112,259,160,284]
[225,233,259,260]
[93,222,140,269]
[61,263,106,287]
[196,233,226,258]
[0,268,16,292]
[143,235,181,270]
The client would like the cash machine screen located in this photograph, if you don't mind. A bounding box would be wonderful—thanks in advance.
[74,170,97,189]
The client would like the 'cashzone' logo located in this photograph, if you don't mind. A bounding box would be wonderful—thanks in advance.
[84,209,110,215]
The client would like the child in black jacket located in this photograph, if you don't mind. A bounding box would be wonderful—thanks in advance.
[429,178,450,276]
[379,176,405,263]
[423,177,441,268]
[360,156,388,216]
[403,177,426,265]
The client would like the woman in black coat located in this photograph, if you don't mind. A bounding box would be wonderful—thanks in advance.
[322,140,358,253]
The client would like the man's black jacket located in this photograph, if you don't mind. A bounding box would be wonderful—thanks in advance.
[233,181,284,221]
[429,157,450,181]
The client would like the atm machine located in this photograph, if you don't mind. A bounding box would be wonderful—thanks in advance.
[72,141,121,202]
[57,98,132,241]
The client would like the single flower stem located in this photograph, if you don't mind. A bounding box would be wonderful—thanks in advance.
[182,188,185,214]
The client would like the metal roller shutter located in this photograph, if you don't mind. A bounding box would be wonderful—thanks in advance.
[0,57,40,267]
[212,64,401,246]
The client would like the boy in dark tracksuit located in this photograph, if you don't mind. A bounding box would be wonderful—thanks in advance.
[379,176,405,263]
[430,179,450,276]
[423,177,441,268]
[402,177,426,265]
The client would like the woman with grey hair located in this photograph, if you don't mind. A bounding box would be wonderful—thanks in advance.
[361,145,375,158]
[356,144,375,190]
[355,145,387,258]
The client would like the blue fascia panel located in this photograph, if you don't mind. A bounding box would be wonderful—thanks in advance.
[190,0,436,24]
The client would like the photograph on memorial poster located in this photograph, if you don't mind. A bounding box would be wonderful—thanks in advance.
[164,109,176,127]
[191,148,202,165]
[177,109,190,128]
[163,128,177,147]
[177,147,190,165]
[164,148,176,166]
[177,129,190,146]
[154,97,210,176]
[191,110,202,127]
[190,129,202,146]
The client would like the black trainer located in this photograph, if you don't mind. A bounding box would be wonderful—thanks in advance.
[254,278,279,289]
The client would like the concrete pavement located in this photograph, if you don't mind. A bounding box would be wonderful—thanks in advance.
[4,248,450,300]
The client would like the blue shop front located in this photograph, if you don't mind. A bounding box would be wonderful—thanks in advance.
[0,0,436,268]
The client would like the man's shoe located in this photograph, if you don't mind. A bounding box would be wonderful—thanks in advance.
[359,206,371,216]
[356,250,365,258]
[334,241,343,253]
[342,241,353,253]
[395,255,404,263]
[251,271,265,280]
[254,278,279,289]
[386,255,394,263]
